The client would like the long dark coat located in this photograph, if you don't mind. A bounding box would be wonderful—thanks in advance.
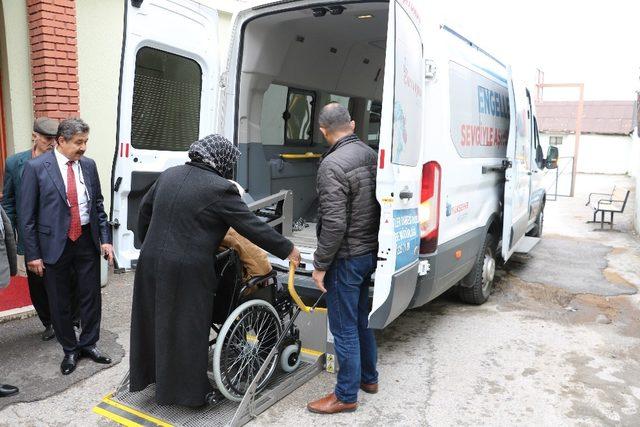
[129,162,293,407]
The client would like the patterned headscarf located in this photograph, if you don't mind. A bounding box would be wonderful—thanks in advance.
[188,134,241,177]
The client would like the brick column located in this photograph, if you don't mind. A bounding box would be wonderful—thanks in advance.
[28,0,79,120]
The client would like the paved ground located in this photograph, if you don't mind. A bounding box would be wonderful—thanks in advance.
[0,173,638,426]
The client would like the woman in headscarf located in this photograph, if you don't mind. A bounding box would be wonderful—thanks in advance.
[129,134,301,407]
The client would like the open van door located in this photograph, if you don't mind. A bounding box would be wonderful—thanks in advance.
[369,1,424,329]
[501,69,532,261]
[111,0,219,269]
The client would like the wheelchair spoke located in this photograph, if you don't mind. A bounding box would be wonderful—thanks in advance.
[215,301,284,399]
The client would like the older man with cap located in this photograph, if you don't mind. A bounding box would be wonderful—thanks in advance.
[2,117,58,341]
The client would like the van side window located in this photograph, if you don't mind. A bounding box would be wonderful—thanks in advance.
[329,94,352,115]
[261,84,287,146]
[367,101,382,147]
[285,88,315,145]
[131,47,202,151]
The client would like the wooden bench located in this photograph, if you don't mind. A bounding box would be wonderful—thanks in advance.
[585,186,631,229]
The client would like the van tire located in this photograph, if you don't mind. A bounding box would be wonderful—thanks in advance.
[458,232,496,305]
[527,206,544,238]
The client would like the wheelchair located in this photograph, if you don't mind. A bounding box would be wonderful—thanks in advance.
[210,248,302,402]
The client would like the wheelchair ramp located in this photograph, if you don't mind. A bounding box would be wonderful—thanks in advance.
[94,355,323,427]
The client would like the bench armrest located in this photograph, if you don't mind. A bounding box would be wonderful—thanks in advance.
[586,192,613,206]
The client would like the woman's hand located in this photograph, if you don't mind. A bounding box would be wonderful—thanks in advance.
[288,246,301,268]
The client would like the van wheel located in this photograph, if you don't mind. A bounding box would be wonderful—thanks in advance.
[458,233,496,305]
[527,206,544,238]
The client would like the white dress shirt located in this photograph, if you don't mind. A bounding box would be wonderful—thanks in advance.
[54,148,90,225]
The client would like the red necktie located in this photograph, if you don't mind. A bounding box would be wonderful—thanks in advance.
[66,161,82,241]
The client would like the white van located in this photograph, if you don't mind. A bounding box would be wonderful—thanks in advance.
[111,0,558,329]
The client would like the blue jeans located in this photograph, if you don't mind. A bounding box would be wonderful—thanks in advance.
[325,252,378,403]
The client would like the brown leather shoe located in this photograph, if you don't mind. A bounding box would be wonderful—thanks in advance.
[307,392,357,414]
[360,382,378,394]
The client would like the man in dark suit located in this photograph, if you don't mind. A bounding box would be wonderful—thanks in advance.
[2,117,58,341]
[19,117,114,375]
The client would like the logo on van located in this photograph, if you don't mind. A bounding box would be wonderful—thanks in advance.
[446,201,469,217]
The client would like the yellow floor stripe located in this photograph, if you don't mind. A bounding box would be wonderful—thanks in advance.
[301,347,324,357]
[102,396,173,427]
[93,406,142,427]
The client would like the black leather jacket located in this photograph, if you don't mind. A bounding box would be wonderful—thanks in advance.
[313,134,380,270]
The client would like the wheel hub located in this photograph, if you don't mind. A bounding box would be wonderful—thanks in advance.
[483,254,495,284]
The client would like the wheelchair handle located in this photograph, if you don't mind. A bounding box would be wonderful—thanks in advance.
[288,261,322,314]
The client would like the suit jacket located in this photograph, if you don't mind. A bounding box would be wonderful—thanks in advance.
[2,149,32,254]
[18,150,112,264]
[0,206,18,288]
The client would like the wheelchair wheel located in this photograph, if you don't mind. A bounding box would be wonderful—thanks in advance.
[213,299,282,401]
[280,343,302,373]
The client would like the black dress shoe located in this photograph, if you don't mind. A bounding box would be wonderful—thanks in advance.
[42,325,55,341]
[80,346,112,364]
[0,384,19,397]
[61,353,78,375]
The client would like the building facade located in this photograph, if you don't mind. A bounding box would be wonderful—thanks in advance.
[535,100,638,175]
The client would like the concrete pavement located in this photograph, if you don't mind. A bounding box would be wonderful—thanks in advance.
[0,172,638,426]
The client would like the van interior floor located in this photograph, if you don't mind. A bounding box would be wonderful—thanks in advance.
[290,221,317,251]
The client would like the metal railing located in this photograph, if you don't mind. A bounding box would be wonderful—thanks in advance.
[247,190,294,236]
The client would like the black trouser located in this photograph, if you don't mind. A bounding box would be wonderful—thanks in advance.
[26,260,80,330]
[45,225,101,355]
[26,260,50,328]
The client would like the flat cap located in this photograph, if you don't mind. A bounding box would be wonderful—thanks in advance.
[33,117,59,137]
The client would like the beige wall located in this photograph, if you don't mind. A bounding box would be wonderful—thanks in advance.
[0,1,34,155]
[76,0,125,209]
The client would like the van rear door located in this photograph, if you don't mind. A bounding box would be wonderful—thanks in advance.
[501,71,532,261]
[111,0,219,269]
[369,1,424,329]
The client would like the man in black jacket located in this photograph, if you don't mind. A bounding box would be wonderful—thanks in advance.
[308,103,380,414]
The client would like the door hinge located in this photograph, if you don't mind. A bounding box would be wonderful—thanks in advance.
[108,218,120,229]
[425,59,437,80]
[113,176,122,192]
[219,71,228,89]
[502,159,512,169]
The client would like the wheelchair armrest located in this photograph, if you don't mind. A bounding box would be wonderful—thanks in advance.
[215,248,233,262]
[246,270,278,289]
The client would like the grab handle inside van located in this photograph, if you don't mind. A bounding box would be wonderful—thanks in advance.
[280,153,322,160]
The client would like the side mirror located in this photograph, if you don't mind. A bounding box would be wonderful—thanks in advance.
[545,146,559,169]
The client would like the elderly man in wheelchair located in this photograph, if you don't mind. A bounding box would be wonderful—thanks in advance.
[209,230,303,402]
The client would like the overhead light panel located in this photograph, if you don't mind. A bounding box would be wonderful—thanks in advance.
[329,5,346,15]
[358,14,374,19]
